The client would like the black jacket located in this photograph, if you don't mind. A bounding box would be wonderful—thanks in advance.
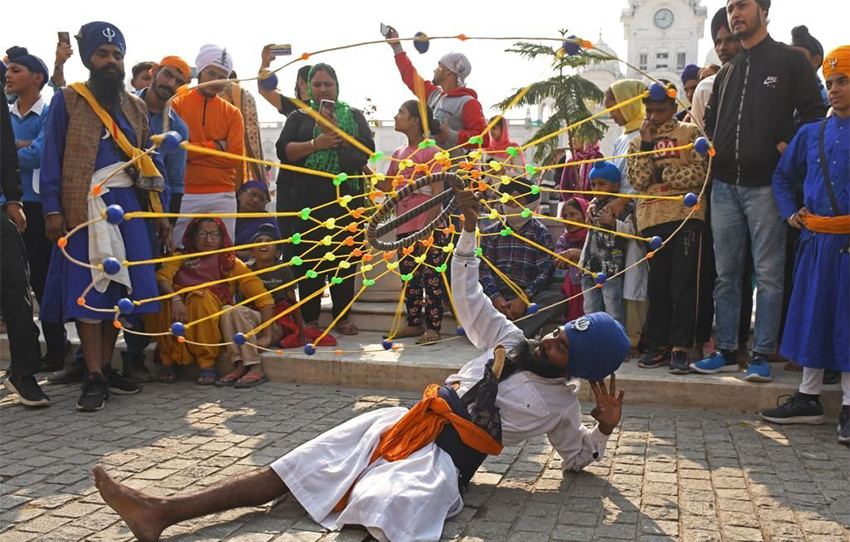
[704,35,826,187]
[1,85,23,204]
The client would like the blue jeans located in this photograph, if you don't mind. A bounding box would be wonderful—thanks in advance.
[581,274,625,326]
[711,181,785,355]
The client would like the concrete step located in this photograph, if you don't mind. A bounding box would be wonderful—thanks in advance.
[1,325,842,418]
[318,297,458,333]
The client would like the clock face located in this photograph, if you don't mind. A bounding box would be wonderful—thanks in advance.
[654,8,674,29]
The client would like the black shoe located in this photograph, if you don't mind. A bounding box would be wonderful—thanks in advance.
[759,392,825,425]
[669,351,690,374]
[38,340,72,373]
[121,352,151,384]
[4,373,51,407]
[824,369,841,385]
[76,372,110,412]
[48,355,85,385]
[103,365,141,395]
[637,347,671,369]
[838,406,850,446]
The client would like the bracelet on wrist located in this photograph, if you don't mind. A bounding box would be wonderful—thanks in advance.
[310,139,316,149]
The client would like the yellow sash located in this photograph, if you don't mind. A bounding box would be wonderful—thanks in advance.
[69,82,163,214]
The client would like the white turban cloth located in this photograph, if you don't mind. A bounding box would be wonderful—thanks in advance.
[195,44,234,77]
[439,52,471,87]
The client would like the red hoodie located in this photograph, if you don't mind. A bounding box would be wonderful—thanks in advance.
[394,52,489,149]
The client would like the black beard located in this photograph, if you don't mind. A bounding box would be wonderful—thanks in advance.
[89,64,125,106]
[501,339,569,380]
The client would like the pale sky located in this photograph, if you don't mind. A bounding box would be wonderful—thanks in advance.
[5,0,848,122]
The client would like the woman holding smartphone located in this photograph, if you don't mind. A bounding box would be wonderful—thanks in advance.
[277,63,375,335]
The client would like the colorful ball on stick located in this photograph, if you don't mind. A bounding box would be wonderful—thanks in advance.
[171,322,185,337]
[382,339,393,350]
[233,333,246,345]
[694,137,711,155]
[258,72,279,91]
[105,204,125,225]
[117,297,134,315]
[456,326,465,336]
[102,257,122,275]
[414,32,430,54]
[159,131,183,154]
[562,35,582,56]
[649,236,663,250]
[304,343,316,355]
[595,272,608,285]
[683,193,699,208]
[527,303,539,314]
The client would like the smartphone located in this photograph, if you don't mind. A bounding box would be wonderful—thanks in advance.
[58,31,70,44]
[319,99,335,118]
[269,44,292,57]
[380,23,391,38]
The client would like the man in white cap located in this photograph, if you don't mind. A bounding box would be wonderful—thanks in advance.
[171,44,244,245]
[384,26,488,158]
[92,187,629,542]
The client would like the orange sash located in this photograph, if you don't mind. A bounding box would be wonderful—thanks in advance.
[333,384,503,512]
[804,214,850,235]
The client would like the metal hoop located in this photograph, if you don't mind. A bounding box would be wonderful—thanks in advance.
[366,172,466,251]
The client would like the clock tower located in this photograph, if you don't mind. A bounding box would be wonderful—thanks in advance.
[621,0,707,88]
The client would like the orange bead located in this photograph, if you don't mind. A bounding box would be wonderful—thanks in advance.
[57,237,68,248]
[647,251,655,259]
[350,207,366,219]
[353,248,363,257]
[414,164,429,174]
[457,34,468,41]
[392,345,400,350]
[301,52,310,61]
[334,350,343,355]
[362,253,374,262]
[91,185,102,196]
[275,350,284,355]
[113,320,122,329]
[459,162,473,171]
[471,170,481,179]
[402,245,415,255]
[421,237,433,247]
[177,336,186,343]
[693,203,702,211]
[383,251,394,261]
[708,148,716,156]
[476,181,489,192]
[76,297,85,306]
[438,159,451,168]
[344,236,355,246]
[391,178,400,188]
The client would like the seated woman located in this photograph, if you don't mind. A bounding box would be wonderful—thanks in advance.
[234,180,280,261]
[147,218,275,385]
[554,197,589,322]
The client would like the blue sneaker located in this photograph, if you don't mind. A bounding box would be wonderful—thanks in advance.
[745,357,772,382]
[690,350,738,374]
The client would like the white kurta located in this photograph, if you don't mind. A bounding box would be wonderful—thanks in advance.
[271,229,610,542]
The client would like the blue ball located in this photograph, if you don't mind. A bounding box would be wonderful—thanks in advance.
[527,302,539,314]
[171,322,185,337]
[649,236,663,250]
[595,272,608,285]
[258,72,279,91]
[102,257,122,275]
[233,332,246,346]
[117,297,134,315]
[304,343,316,355]
[105,204,125,225]
[382,339,393,350]
[648,82,668,101]
[413,32,430,54]
[683,193,699,208]
[694,137,710,155]
[159,131,183,154]
[456,326,465,336]
[562,35,581,56]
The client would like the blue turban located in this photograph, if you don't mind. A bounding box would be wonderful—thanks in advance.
[681,63,700,84]
[589,160,621,185]
[563,312,629,382]
[5,47,49,89]
[75,21,126,70]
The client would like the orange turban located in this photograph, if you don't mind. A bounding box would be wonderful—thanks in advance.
[823,46,850,79]
[155,56,191,82]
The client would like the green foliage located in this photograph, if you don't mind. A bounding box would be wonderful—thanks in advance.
[494,31,609,165]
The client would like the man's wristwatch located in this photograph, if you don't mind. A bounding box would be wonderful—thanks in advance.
[171,295,183,304]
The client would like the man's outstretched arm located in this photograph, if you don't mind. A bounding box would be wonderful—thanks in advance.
[451,188,524,351]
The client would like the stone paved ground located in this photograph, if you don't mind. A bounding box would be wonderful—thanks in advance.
[0,380,848,542]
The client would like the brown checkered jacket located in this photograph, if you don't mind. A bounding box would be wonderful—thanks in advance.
[60,87,149,227]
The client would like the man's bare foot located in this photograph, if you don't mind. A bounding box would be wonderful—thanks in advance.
[627,347,640,360]
[783,361,803,372]
[336,320,359,335]
[93,465,167,542]
[416,329,440,344]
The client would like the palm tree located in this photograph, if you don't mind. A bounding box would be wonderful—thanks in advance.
[494,30,609,166]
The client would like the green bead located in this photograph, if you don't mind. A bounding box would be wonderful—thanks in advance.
[469,136,483,145]
[299,207,311,220]
[500,227,513,236]
[290,256,303,266]
[425,138,436,147]
[417,140,428,149]
[333,173,348,186]
[305,270,318,279]
[401,274,413,282]
[525,164,537,175]
[291,233,302,245]
[521,208,532,218]
[331,276,344,285]
[368,151,385,163]
[363,279,376,287]
[506,146,518,157]
[530,185,540,195]
[435,264,447,273]
[474,247,482,257]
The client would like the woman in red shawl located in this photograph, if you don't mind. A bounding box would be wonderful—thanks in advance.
[483,116,526,169]
[554,197,589,322]
[146,218,275,385]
